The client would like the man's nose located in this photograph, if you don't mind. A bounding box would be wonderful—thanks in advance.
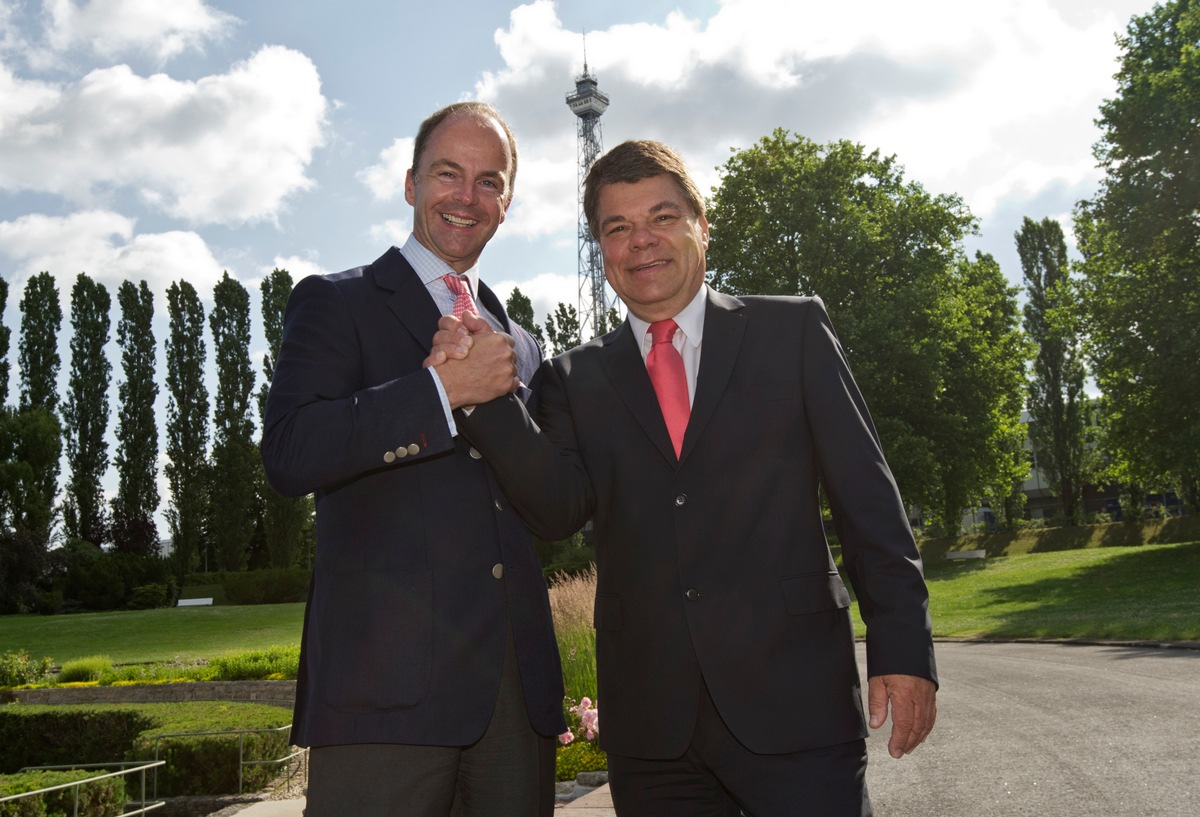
[629,222,657,250]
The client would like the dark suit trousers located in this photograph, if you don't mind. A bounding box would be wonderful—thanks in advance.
[304,621,556,817]
[607,679,872,817]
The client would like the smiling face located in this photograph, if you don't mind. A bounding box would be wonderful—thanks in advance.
[404,112,512,272]
[596,174,710,323]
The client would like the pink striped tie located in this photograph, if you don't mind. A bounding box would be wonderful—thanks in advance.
[443,274,478,319]
[646,319,690,458]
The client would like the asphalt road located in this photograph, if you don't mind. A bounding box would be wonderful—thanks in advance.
[858,640,1200,817]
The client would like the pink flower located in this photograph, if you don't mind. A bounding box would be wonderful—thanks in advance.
[558,730,575,745]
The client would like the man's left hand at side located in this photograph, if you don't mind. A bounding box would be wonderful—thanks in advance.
[868,673,937,758]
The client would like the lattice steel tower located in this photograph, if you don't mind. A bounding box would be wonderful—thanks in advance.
[566,58,614,340]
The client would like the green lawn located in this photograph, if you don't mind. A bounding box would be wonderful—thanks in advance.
[2,540,1198,668]
[0,603,305,665]
[850,539,1200,642]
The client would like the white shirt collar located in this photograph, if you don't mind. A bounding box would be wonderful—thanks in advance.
[399,234,482,298]
[629,284,708,352]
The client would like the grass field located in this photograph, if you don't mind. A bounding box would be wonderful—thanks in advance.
[0,603,305,664]
[1,540,1197,667]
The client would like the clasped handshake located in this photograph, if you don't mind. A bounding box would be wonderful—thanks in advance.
[422,314,520,411]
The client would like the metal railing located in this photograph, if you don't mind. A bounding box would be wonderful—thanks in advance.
[3,760,165,816]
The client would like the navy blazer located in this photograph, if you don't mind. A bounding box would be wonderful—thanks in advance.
[261,246,566,748]
[461,290,936,759]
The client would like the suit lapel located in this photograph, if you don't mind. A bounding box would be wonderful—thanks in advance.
[370,247,441,353]
[600,322,679,464]
[681,290,746,461]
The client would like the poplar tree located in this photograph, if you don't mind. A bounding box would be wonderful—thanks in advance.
[209,271,256,572]
[505,287,547,348]
[165,280,209,576]
[62,273,112,545]
[0,277,9,404]
[17,271,62,542]
[1018,217,1090,523]
[112,280,160,556]
[259,268,310,568]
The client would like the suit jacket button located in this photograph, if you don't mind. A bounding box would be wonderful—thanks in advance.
[685,588,700,601]
[383,451,396,463]
[492,563,504,579]
[674,494,687,507]
[407,443,420,456]
[494,499,503,512]
[395,446,408,459]
[469,447,483,459]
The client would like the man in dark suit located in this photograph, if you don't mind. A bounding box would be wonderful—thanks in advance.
[436,140,938,816]
[260,102,565,817]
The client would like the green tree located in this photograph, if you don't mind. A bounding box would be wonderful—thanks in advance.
[17,271,62,543]
[544,302,582,356]
[1017,217,1090,524]
[258,268,310,569]
[1074,0,1200,509]
[209,271,257,572]
[505,286,547,349]
[707,130,1000,530]
[0,276,9,404]
[164,280,210,577]
[62,273,112,545]
[0,405,61,611]
[112,280,160,556]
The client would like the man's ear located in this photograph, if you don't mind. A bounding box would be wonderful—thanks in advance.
[404,169,416,206]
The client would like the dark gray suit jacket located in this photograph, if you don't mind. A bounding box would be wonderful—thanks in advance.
[261,246,566,748]
[462,288,936,759]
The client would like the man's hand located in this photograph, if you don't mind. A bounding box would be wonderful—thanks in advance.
[425,313,519,409]
[868,674,937,758]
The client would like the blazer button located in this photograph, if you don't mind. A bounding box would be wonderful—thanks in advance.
[492,563,504,579]
[674,494,688,507]
[407,443,420,456]
[494,499,504,512]
[685,588,700,601]
[383,451,396,463]
[395,446,408,459]
[469,447,483,459]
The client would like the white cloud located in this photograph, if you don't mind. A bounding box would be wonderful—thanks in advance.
[476,0,1145,281]
[368,219,410,247]
[358,137,413,201]
[268,254,328,283]
[44,0,236,63]
[0,45,328,226]
[0,210,226,309]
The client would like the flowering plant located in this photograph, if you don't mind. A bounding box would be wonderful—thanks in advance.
[558,696,599,745]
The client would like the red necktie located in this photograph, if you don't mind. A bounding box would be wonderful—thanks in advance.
[443,274,478,319]
[646,319,690,457]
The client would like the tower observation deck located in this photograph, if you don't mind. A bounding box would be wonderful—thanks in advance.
[566,62,616,340]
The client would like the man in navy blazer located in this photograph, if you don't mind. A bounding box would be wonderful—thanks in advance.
[437,140,938,816]
[260,102,565,817]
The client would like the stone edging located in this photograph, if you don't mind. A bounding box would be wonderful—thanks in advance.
[3,680,296,709]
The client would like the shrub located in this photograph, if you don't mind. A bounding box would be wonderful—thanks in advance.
[555,740,606,782]
[0,652,54,688]
[209,646,299,681]
[126,584,168,610]
[0,769,126,817]
[222,569,310,605]
[0,703,292,797]
[57,656,114,684]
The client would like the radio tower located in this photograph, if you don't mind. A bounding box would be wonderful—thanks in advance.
[566,49,614,339]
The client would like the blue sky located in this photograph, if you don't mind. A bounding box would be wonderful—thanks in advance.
[0,0,1150,525]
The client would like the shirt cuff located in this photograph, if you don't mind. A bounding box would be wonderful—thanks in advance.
[427,367,459,436]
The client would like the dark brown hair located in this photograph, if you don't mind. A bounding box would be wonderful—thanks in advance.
[583,140,705,238]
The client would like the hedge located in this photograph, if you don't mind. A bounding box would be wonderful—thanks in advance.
[0,768,126,817]
[0,703,291,797]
